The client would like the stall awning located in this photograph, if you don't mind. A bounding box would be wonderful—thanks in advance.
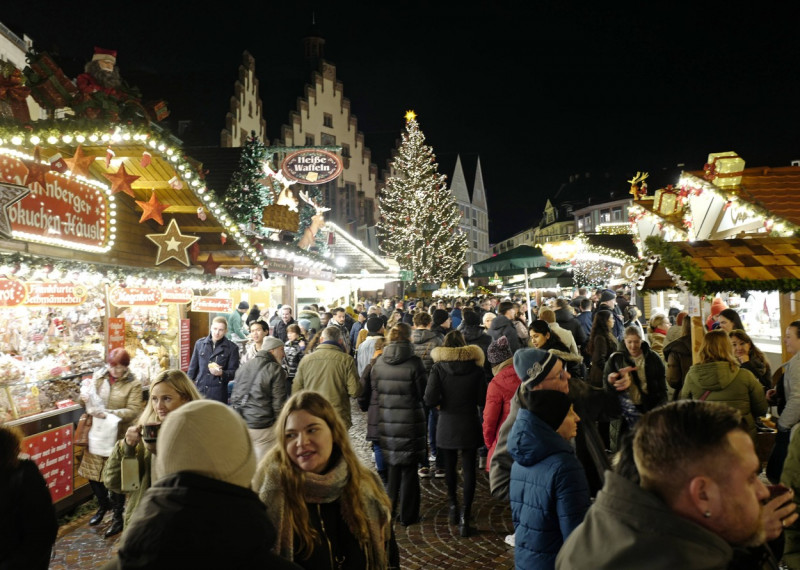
[637,236,800,294]
[471,245,547,278]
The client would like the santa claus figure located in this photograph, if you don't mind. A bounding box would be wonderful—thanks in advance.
[74,47,140,120]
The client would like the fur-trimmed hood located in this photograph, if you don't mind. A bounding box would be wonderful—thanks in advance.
[430,344,485,367]
[548,347,583,363]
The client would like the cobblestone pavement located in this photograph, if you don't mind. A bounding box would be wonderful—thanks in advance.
[49,403,514,569]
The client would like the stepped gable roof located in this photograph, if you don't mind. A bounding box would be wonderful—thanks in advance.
[686,164,800,227]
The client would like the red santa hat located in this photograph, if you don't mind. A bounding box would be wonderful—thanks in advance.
[92,47,117,64]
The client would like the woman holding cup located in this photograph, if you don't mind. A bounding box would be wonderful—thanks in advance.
[103,369,201,531]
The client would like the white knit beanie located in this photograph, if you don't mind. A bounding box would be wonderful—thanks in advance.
[155,399,256,489]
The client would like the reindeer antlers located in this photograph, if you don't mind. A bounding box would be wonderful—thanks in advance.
[298,190,331,214]
[627,171,649,186]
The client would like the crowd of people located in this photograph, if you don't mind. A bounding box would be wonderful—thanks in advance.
[7,289,800,569]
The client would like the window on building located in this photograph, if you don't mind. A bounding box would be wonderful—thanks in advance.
[341,143,350,158]
[600,209,611,223]
[323,113,333,128]
[612,207,623,221]
[305,134,315,146]
[473,241,478,248]
[577,218,584,230]
[472,218,477,226]
[320,133,336,146]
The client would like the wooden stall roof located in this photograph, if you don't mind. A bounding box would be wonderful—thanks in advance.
[639,236,800,294]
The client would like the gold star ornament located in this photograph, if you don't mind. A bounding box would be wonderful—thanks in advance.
[146,218,199,266]
[64,145,95,178]
[404,110,417,122]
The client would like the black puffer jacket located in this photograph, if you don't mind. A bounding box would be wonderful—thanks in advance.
[487,315,521,353]
[424,345,487,450]
[371,340,428,465]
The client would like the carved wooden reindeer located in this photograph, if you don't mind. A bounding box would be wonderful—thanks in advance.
[260,162,299,212]
[297,190,331,250]
[627,171,649,199]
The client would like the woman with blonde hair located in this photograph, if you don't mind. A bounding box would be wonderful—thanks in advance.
[680,330,767,438]
[254,391,399,569]
[103,369,201,529]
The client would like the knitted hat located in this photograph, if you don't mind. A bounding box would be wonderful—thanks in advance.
[513,348,559,389]
[462,310,481,327]
[599,289,616,303]
[155,400,255,489]
[298,318,311,331]
[366,316,383,333]
[432,309,450,327]
[710,297,727,317]
[238,301,250,310]
[524,390,572,430]
[487,336,513,365]
[260,336,284,351]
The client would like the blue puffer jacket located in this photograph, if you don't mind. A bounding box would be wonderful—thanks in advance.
[508,408,590,570]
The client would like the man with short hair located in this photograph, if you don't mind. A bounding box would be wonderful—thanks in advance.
[411,311,445,478]
[350,311,368,350]
[242,319,269,364]
[576,298,594,340]
[555,297,587,352]
[556,401,790,569]
[272,305,295,342]
[597,289,624,340]
[292,326,361,428]
[188,316,240,403]
[230,336,288,461]
[227,301,249,340]
[328,307,352,354]
[487,301,522,353]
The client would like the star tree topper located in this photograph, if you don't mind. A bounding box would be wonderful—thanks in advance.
[145,218,199,266]
[136,191,170,225]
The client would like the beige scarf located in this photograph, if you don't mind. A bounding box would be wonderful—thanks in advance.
[256,457,391,568]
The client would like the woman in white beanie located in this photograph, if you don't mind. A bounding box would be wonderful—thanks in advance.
[103,370,201,530]
[104,399,299,569]
[253,390,399,569]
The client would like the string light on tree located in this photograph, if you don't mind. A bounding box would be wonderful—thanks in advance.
[377,111,467,284]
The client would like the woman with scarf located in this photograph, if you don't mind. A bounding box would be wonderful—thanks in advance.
[77,348,142,538]
[254,391,399,569]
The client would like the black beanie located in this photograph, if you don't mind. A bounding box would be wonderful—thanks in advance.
[524,390,572,431]
[462,310,480,327]
[432,309,450,327]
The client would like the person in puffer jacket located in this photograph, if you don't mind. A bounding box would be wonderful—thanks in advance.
[509,390,590,570]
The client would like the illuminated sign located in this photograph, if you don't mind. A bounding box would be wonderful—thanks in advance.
[542,240,579,263]
[281,149,343,185]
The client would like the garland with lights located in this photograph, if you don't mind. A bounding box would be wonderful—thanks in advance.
[0,118,336,273]
[377,111,467,285]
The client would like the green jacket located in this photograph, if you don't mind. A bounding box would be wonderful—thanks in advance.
[681,361,767,437]
[103,438,152,529]
[292,343,361,428]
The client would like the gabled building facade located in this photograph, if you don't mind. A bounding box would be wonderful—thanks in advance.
[533,199,576,245]
[220,51,267,148]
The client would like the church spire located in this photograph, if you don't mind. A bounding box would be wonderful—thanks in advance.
[303,13,325,69]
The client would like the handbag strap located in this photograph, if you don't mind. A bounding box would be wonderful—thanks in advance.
[699,390,712,401]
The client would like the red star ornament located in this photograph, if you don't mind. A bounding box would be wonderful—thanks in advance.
[136,192,170,225]
[200,253,221,275]
[104,163,140,197]
[145,219,199,266]
[24,147,50,190]
[64,145,95,178]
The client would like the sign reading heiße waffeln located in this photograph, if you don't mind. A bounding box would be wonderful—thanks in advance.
[281,149,343,185]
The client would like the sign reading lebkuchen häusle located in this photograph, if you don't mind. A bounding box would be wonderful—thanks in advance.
[281,149,343,185]
[0,153,110,252]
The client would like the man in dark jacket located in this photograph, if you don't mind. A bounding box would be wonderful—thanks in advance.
[103,400,299,570]
[487,301,522,353]
[411,311,444,477]
[272,306,295,342]
[187,316,240,403]
[596,289,624,341]
[555,298,587,352]
[575,298,594,340]
[460,310,493,383]
[230,336,288,462]
[431,309,451,338]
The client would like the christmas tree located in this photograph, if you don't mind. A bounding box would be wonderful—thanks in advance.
[222,135,271,233]
[378,111,467,284]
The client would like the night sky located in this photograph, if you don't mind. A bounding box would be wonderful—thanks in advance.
[4,3,800,242]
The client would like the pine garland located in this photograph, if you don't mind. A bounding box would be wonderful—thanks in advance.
[377,114,467,285]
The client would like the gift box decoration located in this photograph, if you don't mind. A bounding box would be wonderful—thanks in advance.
[0,62,32,122]
[704,151,745,187]
[146,100,170,122]
[24,52,78,109]
[653,185,681,216]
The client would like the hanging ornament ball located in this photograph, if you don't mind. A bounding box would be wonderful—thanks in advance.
[44,264,53,273]
[175,278,181,285]
[119,281,126,288]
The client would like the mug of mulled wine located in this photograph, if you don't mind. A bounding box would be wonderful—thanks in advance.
[142,423,161,444]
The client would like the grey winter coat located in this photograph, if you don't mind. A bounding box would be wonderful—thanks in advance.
[230,350,288,429]
[411,328,442,373]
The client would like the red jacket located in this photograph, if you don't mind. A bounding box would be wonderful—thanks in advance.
[482,361,521,472]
